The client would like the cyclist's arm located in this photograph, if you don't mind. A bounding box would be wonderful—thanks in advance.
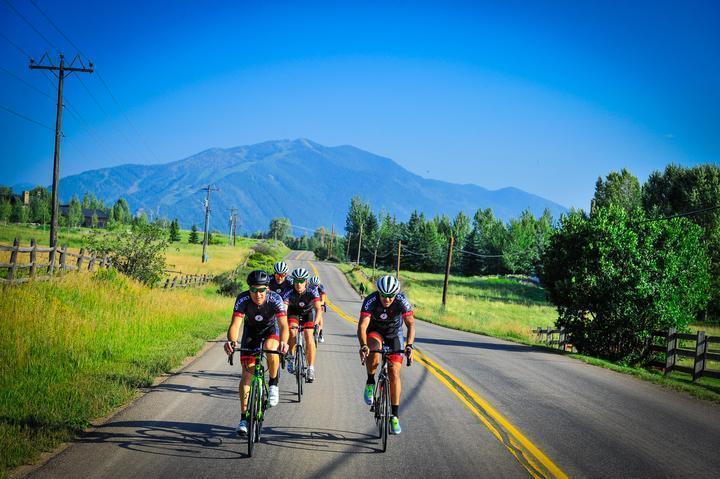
[357,315,370,347]
[277,314,289,345]
[225,313,243,354]
[403,312,416,346]
[313,299,323,325]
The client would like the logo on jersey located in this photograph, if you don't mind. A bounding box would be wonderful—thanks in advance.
[299,302,305,307]
[380,312,388,320]
[254,314,264,321]
[276,288,282,293]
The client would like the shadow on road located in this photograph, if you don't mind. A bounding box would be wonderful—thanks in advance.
[260,426,378,454]
[77,420,250,459]
[416,337,535,352]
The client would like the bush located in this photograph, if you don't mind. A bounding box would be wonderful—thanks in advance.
[540,206,710,363]
[84,223,168,286]
[215,241,286,296]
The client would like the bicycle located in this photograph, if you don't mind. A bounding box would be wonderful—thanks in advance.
[228,347,285,457]
[364,348,410,452]
[289,323,315,402]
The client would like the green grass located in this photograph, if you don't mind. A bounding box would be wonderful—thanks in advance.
[0,270,236,477]
[338,263,720,403]
[338,264,556,342]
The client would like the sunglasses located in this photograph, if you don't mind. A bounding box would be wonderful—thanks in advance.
[294,278,306,284]
[249,286,268,293]
[379,292,397,299]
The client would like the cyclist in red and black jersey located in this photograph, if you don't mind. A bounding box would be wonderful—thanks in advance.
[268,261,293,297]
[283,267,323,382]
[224,270,289,436]
[358,275,415,435]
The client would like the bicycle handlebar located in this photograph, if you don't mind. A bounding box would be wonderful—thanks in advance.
[290,325,315,331]
[364,348,412,367]
[228,348,285,366]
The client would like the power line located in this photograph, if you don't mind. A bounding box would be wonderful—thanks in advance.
[1,0,60,52]
[638,205,720,224]
[0,64,54,100]
[28,0,86,58]
[0,103,56,131]
[0,31,32,58]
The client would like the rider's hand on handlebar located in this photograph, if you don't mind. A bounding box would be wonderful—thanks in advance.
[405,345,414,365]
[359,345,369,364]
[278,341,289,354]
[224,340,236,356]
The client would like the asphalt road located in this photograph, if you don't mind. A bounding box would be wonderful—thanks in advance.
[25,251,720,479]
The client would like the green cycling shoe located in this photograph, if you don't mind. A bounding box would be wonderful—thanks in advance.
[389,415,402,435]
[363,384,374,405]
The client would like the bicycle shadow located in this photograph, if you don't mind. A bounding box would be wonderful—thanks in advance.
[76,420,252,459]
[259,426,379,454]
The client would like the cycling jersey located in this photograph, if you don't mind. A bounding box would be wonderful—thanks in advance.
[233,290,287,365]
[268,277,293,297]
[359,292,413,338]
[309,283,326,298]
[284,287,321,326]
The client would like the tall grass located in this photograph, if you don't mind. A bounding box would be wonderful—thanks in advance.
[0,270,235,476]
[339,265,556,342]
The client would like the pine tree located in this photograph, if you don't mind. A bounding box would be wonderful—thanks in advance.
[169,219,181,242]
[189,224,200,244]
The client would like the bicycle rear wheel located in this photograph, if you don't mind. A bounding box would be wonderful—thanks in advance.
[295,345,303,401]
[380,377,389,452]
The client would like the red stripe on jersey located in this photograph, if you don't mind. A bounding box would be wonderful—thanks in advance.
[360,312,372,318]
[402,311,414,318]
[232,312,244,319]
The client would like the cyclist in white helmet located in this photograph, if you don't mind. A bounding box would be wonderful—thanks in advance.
[308,276,327,343]
[283,267,323,382]
[269,261,293,297]
[358,275,415,435]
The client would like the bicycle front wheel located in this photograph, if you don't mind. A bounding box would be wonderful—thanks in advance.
[295,345,304,401]
[380,378,389,452]
[247,382,259,457]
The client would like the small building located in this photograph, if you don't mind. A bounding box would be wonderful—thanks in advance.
[59,205,109,228]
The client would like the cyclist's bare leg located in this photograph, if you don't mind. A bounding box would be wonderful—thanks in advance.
[264,338,280,378]
[388,360,402,406]
[365,336,382,376]
[304,327,316,366]
[288,320,298,355]
[239,364,253,414]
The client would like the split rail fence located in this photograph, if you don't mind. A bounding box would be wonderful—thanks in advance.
[0,238,110,284]
[647,328,720,382]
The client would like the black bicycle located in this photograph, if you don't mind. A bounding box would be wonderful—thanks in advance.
[228,347,285,457]
[365,348,410,452]
[289,324,315,402]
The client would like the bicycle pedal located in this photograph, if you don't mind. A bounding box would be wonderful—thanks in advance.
[370,405,375,412]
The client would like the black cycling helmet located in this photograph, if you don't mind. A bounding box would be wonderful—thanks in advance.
[246,269,271,286]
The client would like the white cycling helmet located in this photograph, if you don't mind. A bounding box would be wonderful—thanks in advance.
[291,267,310,280]
[274,261,289,274]
[376,275,400,295]
[309,276,321,286]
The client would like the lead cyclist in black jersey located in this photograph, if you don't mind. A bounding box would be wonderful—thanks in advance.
[358,275,415,435]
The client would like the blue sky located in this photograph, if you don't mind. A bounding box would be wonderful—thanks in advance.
[1,0,718,209]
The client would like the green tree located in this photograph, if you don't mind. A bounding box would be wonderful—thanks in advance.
[91,212,99,229]
[592,168,641,213]
[344,196,371,260]
[268,217,292,241]
[68,196,83,227]
[541,205,710,362]
[462,208,508,276]
[28,187,51,224]
[111,198,132,224]
[642,163,720,319]
[0,199,11,222]
[10,203,28,223]
[169,219,181,242]
[188,224,200,244]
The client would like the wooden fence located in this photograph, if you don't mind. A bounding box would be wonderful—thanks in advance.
[647,328,720,381]
[158,272,213,290]
[0,238,110,284]
[532,326,575,352]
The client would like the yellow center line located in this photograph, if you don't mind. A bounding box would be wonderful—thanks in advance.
[307,258,569,479]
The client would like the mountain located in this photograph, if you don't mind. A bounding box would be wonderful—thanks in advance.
[57,139,567,232]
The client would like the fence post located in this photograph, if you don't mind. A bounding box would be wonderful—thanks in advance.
[101,254,108,269]
[88,253,96,272]
[693,331,707,382]
[664,327,677,375]
[29,238,38,279]
[47,244,57,275]
[170,276,177,289]
[76,248,85,272]
[559,326,566,351]
[8,237,19,281]
[59,245,67,275]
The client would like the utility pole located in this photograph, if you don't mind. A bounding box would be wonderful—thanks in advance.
[328,224,334,260]
[29,54,93,247]
[442,236,455,308]
[356,222,363,265]
[229,207,237,247]
[200,185,219,263]
[232,210,238,246]
[345,232,351,261]
[396,240,402,281]
[371,236,381,281]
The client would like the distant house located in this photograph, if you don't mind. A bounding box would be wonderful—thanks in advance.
[59,205,109,228]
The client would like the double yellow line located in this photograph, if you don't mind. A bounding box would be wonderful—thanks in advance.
[305,257,569,479]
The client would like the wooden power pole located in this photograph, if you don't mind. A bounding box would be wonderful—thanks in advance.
[200,185,219,263]
[29,54,93,247]
[396,240,402,281]
[442,236,455,308]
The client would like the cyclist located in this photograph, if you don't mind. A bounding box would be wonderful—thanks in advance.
[308,276,328,343]
[283,267,323,382]
[268,261,293,297]
[358,275,415,435]
[224,270,289,436]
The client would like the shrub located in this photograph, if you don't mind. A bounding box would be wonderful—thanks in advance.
[540,205,710,363]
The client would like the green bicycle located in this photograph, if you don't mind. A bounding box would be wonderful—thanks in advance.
[367,348,409,452]
[228,347,285,457]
